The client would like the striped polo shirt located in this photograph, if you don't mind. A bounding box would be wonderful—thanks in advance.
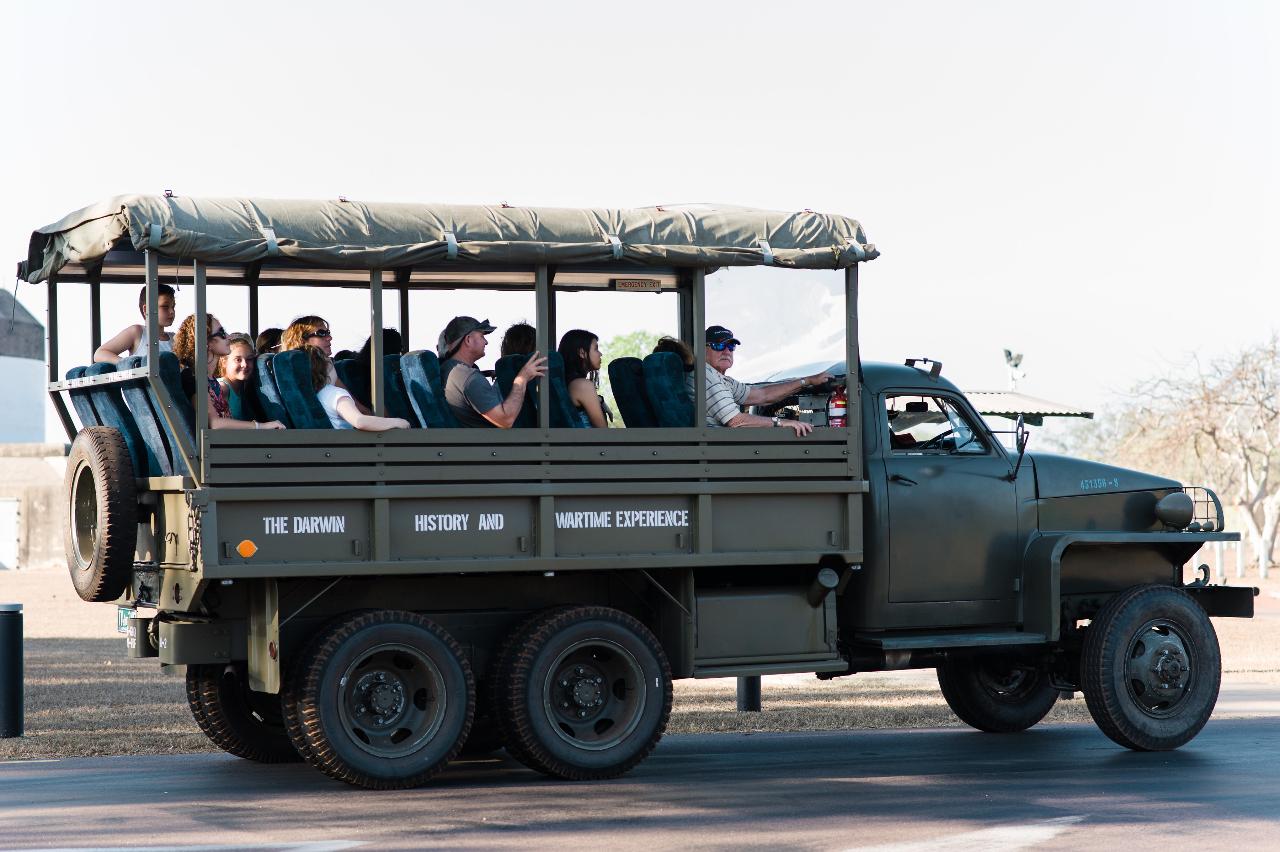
[686,364,750,426]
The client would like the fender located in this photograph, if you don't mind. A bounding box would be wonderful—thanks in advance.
[1020,530,1241,640]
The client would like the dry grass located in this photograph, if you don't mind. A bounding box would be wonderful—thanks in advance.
[2,569,1278,760]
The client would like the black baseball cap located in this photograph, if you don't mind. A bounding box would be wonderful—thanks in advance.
[438,316,497,358]
[705,325,741,346]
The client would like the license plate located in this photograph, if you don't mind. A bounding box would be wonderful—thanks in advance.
[116,606,136,634]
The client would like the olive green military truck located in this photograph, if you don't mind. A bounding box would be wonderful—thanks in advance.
[21,196,1255,789]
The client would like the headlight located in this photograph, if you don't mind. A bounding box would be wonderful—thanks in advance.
[1154,492,1195,529]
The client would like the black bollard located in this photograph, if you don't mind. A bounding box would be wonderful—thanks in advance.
[736,675,761,712]
[0,603,21,738]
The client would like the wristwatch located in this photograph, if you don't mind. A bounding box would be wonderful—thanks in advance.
[772,415,781,427]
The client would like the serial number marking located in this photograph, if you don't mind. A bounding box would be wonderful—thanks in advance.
[1079,477,1120,491]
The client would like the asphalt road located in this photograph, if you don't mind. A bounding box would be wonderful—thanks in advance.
[2,716,1279,851]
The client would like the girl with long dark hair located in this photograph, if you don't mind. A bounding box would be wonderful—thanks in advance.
[556,328,609,428]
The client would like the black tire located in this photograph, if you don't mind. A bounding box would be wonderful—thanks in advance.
[295,610,474,789]
[64,427,137,602]
[493,606,672,781]
[936,655,1059,733]
[185,663,301,763]
[1082,584,1221,751]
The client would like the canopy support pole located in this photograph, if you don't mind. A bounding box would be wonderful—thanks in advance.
[46,272,76,440]
[370,270,385,417]
[691,269,707,426]
[88,271,102,354]
[535,265,551,431]
[145,250,199,481]
[845,265,862,479]
[194,260,208,461]
[246,261,263,340]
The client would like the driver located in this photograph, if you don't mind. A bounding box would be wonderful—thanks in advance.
[692,325,832,436]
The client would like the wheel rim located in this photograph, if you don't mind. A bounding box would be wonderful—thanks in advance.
[71,462,99,568]
[541,638,646,752]
[336,642,447,758]
[975,660,1040,703]
[1124,618,1196,718]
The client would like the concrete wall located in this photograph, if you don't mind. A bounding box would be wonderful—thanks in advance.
[0,444,67,571]
[0,355,46,443]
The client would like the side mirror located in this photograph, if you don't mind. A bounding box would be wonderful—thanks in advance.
[1007,414,1030,481]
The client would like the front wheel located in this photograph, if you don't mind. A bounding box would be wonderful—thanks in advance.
[936,655,1058,733]
[493,606,672,780]
[1081,584,1220,751]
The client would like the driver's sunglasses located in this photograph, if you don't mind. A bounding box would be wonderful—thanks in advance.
[210,328,228,339]
[307,328,332,339]
[709,341,737,352]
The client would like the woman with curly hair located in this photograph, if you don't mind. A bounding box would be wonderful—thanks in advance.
[173,314,284,431]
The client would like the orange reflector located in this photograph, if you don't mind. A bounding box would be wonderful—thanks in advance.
[236,539,258,558]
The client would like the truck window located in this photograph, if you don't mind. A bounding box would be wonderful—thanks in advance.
[884,394,987,455]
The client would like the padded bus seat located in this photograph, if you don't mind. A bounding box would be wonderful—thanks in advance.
[402,350,459,428]
[84,362,149,477]
[382,354,420,427]
[270,349,332,429]
[495,352,581,428]
[157,352,197,450]
[494,355,539,428]
[606,357,658,428]
[65,366,102,430]
[117,355,175,477]
[334,358,369,409]
[254,354,293,428]
[642,351,695,428]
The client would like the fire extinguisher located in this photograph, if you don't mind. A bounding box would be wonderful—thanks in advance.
[827,383,848,428]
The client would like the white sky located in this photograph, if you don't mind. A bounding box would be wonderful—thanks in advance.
[2,1,1276,443]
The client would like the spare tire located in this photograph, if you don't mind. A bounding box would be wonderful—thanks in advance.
[65,427,137,602]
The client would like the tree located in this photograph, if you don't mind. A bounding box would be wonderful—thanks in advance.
[1069,338,1280,577]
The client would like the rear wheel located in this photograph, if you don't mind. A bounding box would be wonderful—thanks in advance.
[185,663,300,763]
[1082,584,1220,751]
[64,427,137,602]
[936,655,1058,733]
[493,606,672,780]
[294,610,474,789]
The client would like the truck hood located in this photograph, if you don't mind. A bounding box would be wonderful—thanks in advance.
[1030,453,1181,498]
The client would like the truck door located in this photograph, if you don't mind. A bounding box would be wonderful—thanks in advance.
[881,393,1018,604]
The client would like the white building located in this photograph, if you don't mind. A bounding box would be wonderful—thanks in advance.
[0,288,45,443]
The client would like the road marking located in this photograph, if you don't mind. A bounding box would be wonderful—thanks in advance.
[848,815,1086,851]
[37,843,366,852]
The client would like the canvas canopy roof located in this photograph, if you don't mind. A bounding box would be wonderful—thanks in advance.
[20,196,878,284]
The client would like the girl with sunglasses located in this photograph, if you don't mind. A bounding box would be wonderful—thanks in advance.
[173,314,285,431]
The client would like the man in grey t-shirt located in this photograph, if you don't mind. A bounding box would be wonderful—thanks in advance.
[438,316,547,428]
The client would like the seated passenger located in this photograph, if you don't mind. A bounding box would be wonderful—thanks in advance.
[93,284,176,364]
[355,328,404,374]
[438,316,547,428]
[173,314,284,431]
[219,333,265,422]
[305,346,410,432]
[652,336,695,372]
[557,329,610,428]
[691,325,831,437]
[282,315,369,413]
[500,322,536,357]
[255,327,283,355]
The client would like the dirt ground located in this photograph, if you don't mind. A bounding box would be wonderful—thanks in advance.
[1,568,1277,761]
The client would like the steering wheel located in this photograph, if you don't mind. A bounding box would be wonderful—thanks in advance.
[915,428,956,451]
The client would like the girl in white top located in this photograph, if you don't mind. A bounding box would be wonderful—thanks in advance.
[306,346,411,431]
[94,284,177,364]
